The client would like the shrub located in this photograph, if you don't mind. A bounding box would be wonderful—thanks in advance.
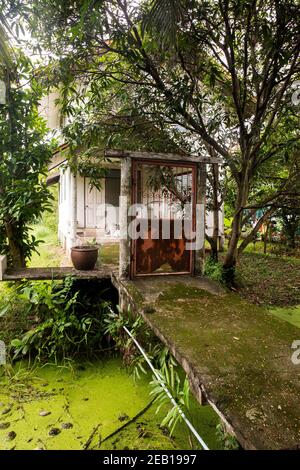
[0,284,31,348]
[204,257,224,284]
[10,277,111,362]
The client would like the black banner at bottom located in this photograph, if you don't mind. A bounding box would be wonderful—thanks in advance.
[0,449,298,467]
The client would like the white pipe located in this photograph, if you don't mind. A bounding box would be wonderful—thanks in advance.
[122,324,209,450]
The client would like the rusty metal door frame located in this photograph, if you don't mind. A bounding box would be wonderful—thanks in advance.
[131,159,197,278]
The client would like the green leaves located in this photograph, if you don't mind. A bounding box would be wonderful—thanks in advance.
[0,12,14,69]
[142,0,185,48]
[10,277,111,362]
[0,304,10,318]
[150,353,191,436]
[0,53,53,267]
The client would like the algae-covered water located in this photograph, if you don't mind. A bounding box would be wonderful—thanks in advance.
[0,358,221,450]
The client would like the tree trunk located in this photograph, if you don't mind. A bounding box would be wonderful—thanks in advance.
[219,234,224,252]
[205,234,218,260]
[223,210,242,283]
[238,207,275,255]
[223,168,250,284]
[4,220,26,268]
[264,220,270,254]
[283,214,298,250]
[211,163,219,261]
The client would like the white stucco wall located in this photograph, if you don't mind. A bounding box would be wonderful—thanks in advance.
[58,166,71,248]
[39,91,61,131]
[59,172,86,250]
[77,175,85,228]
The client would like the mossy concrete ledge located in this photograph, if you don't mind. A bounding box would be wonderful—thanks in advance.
[112,273,300,450]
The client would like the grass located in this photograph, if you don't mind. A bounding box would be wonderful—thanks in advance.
[216,240,300,308]
[234,252,300,307]
[270,305,300,328]
[218,241,300,331]
[28,186,68,268]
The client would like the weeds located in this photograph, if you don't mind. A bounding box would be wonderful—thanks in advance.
[204,256,225,284]
[9,277,111,362]
[216,423,239,450]
[104,305,161,378]
[103,307,202,446]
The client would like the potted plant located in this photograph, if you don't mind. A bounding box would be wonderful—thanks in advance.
[71,240,100,270]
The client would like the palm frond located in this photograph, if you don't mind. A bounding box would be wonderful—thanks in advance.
[142,0,185,47]
[0,13,14,69]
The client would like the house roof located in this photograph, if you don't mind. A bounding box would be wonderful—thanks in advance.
[46,172,60,186]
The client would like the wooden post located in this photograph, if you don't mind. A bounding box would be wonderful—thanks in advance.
[119,157,132,279]
[194,163,206,275]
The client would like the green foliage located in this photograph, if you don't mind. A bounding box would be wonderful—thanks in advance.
[0,52,53,267]
[150,350,191,438]
[0,12,14,68]
[15,0,299,275]
[142,0,185,48]
[216,423,239,450]
[0,283,31,347]
[76,151,108,191]
[279,199,300,251]
[10,277,111,362]
[204,257,224,284]
[36,184,58,234]
[104,306,161,378]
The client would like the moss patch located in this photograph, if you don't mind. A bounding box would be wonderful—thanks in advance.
[133,278,300,449]
[270,305,300,329]
[158,284,213,302]
[101,244,119,266]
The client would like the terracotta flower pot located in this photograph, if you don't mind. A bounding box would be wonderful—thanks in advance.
[71,246,99,270]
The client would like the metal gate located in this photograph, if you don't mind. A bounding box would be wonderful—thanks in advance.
[131,160,196,277]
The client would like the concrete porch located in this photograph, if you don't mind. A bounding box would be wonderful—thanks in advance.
[76,228,119,245]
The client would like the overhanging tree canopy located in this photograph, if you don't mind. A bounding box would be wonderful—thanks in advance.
[6,0,299,279]
[0,53,53,267]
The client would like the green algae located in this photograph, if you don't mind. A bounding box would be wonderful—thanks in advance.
[101,399,221,451]
[0,358,221,450]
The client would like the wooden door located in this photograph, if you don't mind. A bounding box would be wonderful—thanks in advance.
[85,179,105,229]
[132,161,196,276]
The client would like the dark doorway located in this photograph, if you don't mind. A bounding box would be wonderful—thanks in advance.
[105,169,121,234]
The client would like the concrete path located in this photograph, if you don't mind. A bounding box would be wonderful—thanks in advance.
[118,275,300,450]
